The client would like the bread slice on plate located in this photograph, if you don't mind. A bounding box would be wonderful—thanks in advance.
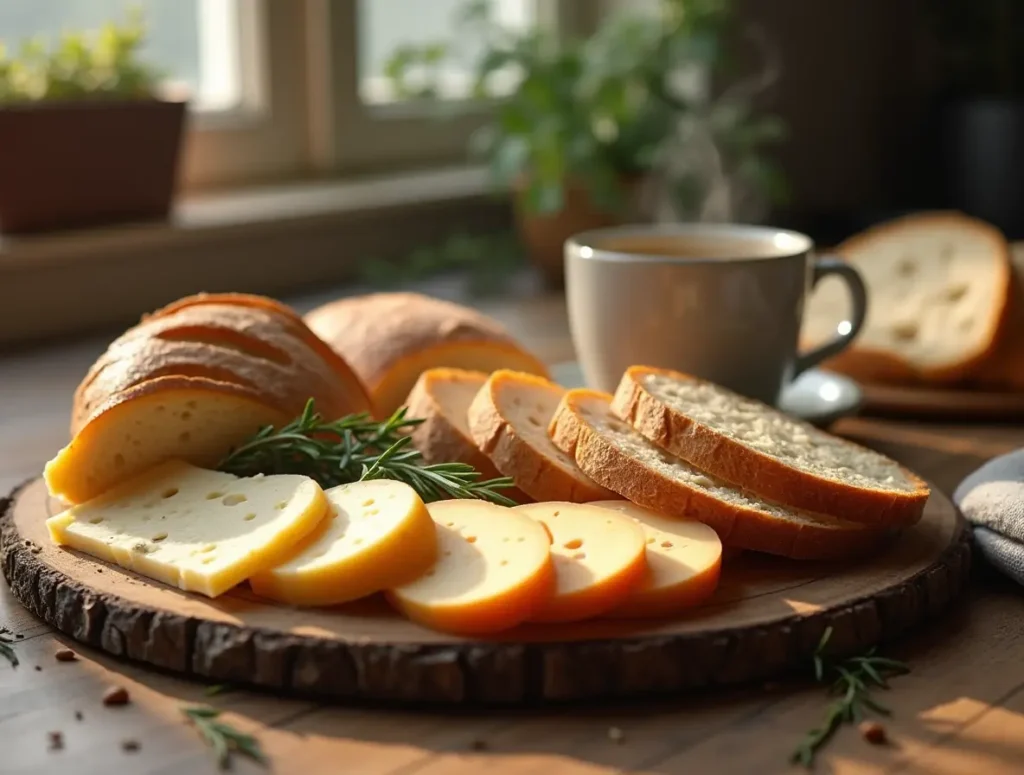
[304,292,550,415]
[801,211,1012,384]
[549,389,886,560]
[468,370,618,503]
[404,368,530,502]
[611,366,930,527]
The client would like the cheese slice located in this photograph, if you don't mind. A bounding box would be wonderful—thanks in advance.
[513,502,648,623]
[249,480,437,607]
[387,500,554,635]
[46,460,329,598]
[588,500,722,618]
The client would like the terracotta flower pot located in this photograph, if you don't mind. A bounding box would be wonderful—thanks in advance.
[0,98,187,235]
[513,179,629,289]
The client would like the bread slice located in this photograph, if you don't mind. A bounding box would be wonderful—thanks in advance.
[612,366,930,526]
[304,292,550,415]
[970,242,1024,391]
[45,376,288,504]
[801,212,1012,384]
[404,368,530,503]
[468,370,618,503]
[549,389,885,560]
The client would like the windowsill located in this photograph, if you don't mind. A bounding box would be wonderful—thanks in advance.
[0,165,511,348]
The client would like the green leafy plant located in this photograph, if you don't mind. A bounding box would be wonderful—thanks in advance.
[792,627,910,768]
[382,0,786,222]
[0,9,162,104]
[182,706,267,770]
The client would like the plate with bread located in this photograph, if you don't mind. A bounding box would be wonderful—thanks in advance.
[802,211,1024,419]
[1,290,967,705]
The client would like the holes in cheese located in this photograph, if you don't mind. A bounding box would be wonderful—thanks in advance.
[249,480,437,607]
[587,500,722,618]
[512,502,647,623]
[386,500,554,635]
[45,460,329,598]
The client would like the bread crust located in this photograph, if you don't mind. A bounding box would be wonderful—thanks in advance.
[405,368,530,503]
[549,389,886,561]
[467,371,617,503]
[822,212,1013,384]
[304,292,550,411]
[148,293,374,413]
[612,366,930,527]
[73,296,373,435]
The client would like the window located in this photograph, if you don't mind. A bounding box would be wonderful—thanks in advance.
[0,1,594,191]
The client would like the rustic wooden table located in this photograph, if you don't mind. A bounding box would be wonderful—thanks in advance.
[3,287,1024,775]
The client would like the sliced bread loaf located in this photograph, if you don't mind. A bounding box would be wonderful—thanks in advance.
[801,211,1012,384]
[304,292,550,415]
[612,366,930,526]
[468,370,618,503]
[549,389,885,560]
[404,368,529,502]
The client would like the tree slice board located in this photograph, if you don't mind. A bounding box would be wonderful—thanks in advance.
[1,478,969,706]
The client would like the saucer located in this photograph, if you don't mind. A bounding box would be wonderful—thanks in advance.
[548,362,862,428]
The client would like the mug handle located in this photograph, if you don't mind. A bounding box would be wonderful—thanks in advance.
[793,256,868,379]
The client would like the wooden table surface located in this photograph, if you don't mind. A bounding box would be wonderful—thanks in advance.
[4,285,1024,775]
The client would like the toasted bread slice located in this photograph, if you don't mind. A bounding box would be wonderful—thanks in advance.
[549,389,886,560]
[405,368,530,503]
[468,370,618,503]
[801,212,1012,384]
[612,366,930,526]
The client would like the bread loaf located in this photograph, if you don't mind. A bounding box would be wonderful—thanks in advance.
[801,212,1012,384]
[549,389,885,560]
[468,370,618,503]
[74,294,372,433]
[611,366,930,527]
[304,292,550,415]
[969,242,1024,391]
[49,293,373,504]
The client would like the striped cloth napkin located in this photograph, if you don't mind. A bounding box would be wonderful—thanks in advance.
[954,449,1024,585]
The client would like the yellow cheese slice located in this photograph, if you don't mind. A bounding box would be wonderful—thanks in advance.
[249,480,437,607]
[513,502,648,623]
[46,460,328,598]
[587,500,722,618]
[387,500,554,635]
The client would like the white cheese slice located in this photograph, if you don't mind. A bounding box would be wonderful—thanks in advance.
[46,459,329,598]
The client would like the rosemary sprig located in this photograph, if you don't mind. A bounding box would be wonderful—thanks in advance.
[218,400,517,507]
[792,627,909,768]
[183,705,267,770]
[0,631,18,668]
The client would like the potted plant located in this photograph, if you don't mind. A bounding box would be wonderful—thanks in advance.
[928,0,1024,237]
[0,12,186,235]
[383,0,786,286]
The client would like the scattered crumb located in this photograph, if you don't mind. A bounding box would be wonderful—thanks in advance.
[55,649,77,662]
[859,721,887,745]
[15,633,25,640]
[34,665,42,672]
[102,686,130,707]
[48,731,64,751]
[74,711,83,722]
[122,740,140,753]
[469,739,488,751]
[607,727,625,744]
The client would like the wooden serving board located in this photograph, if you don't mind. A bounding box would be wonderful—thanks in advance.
[1,478,970,706]
[860,383,1024,421]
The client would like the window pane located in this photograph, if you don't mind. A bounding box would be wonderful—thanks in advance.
[0,0,243,112]
[358,0,536,105]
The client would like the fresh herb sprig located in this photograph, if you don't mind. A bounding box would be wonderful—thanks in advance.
[218,400,517,507]
[792,627,909,767]
[0,630,18,668]
[183,706,267,770]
